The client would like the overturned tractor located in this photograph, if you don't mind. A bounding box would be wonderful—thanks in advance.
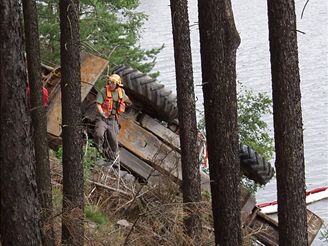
[43,53,323,245]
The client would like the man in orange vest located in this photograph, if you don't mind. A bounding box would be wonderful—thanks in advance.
[94,74,130,164]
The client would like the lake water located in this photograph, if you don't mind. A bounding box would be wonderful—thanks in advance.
[137,0,328,244]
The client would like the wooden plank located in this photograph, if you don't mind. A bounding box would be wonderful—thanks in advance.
[139,114,181,151]
[47,53,108,137]
[240,188,256,222]
[246,208,323,246]
[119,147,162,184]
[248,208,279,245]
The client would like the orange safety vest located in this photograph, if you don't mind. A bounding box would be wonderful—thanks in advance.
[101,84,125,119]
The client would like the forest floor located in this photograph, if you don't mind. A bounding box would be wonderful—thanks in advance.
[49,149,255,246]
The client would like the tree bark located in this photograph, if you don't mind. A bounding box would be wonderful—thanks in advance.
[267,0,307,244]
[0,1,42,245]
[169,0,202,243]
[22,0,55,244]
[59,0,84,245]
[198,0,241,245]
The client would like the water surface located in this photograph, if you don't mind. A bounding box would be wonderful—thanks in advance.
[137,0,328,244]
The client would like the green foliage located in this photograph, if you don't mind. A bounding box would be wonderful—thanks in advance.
[240,176,259,195]
[237,84,274,160]
[85,205,108,226]
[55,145,63,159]
[36,1,60,66]
[55,140,103,180]
[37,0,162,74]
[83,140,103,179]
[197,84,273,160]
[197,84,274,193]
[239,86,274,192]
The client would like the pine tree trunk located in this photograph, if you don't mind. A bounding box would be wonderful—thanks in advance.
[22,0,55,244]
[59,0,84,245]
[267,0,307,244]
[170,0,202,243]
[198,0,242,245]
[0,1,42,244]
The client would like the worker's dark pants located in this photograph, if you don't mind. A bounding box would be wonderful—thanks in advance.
[94,116,119,164]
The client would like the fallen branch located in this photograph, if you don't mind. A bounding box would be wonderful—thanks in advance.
[87,179,131,197]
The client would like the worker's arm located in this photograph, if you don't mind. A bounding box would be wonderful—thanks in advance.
[96,88,106,117]
[124,95,132,106]
[96,103,105,117]
[122,89,132,106]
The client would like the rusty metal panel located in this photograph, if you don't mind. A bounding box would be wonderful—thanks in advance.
[43,67,61,104]
[80,52,108,101]
[139,114,181,151]
[118,116,182,181]
[47,91,63,138]
[119,114,255,219]
[47,53,108,137]
[307,209,324,244]
[138,112,211,191]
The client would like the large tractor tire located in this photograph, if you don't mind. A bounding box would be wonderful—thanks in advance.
[113,65,178,122]
[239,144,275,185]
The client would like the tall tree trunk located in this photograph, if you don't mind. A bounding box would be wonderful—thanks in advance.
[198,0,241,245]
[22,0,55,244]
[169,0,202,243]
[0,1,42,245]
[267,0,307,244]
[59,0,84,245]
